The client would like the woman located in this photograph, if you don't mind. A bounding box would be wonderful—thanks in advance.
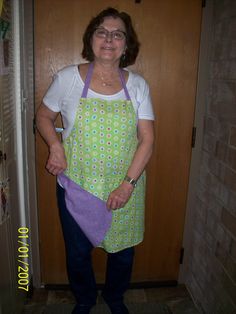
[36,7,154,314]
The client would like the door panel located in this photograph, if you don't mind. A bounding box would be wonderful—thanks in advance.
[34,0,202,284]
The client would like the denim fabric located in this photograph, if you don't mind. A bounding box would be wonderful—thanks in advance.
[57,184,134,307]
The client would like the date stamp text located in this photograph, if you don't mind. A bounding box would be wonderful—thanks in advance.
[17,227,29,291]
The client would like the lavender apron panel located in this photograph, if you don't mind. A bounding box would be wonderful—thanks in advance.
[58,173,112,247]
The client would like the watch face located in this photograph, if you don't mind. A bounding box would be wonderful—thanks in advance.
[125,176,136,187]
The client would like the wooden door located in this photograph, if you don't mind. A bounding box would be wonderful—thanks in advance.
[35,0,202,284]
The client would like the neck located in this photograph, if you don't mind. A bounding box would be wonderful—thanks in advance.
[93,60,120,74]
[93,61,121,87]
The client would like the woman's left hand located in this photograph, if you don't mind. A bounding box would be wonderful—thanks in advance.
[106,181,134,210]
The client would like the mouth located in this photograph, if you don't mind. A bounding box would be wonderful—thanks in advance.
[101,46,115,51]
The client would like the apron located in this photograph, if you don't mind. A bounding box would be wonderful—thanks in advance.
[59,63,145,253]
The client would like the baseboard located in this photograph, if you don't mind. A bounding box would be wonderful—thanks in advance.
[44,280,178,290]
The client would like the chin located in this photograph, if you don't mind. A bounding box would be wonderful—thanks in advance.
[97,56,120,64]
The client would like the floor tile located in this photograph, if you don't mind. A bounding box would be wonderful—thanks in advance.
[125,289,147,303]
[22,285,199,314]
[22,304,46,314]
[169,298,199,314]
[24,288,48,305]
[47,290,75,304]
[145,285,190,303]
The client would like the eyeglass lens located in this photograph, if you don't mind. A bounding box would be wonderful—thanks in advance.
[95,28,126,40]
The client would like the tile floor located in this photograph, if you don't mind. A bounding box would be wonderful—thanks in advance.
[22,284,200,314]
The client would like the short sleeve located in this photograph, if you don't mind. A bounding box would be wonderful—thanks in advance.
[128,71,155,121]
[42,66,74,112]
[137,80,155,120]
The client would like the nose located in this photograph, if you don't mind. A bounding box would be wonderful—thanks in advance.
[105,33,113,42]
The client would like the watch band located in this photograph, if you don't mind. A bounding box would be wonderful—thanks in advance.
[124,175,137,187]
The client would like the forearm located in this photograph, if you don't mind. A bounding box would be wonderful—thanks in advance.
[36,104,67,175]
[107,138,153,210]
[126,139,154,181]
[36,115,61,149]
[36,103,63,151]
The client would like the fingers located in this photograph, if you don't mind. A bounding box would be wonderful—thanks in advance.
[46,162,66,175]
[46,151,67,176]
[107,194,126,210]
[106,185,133,210]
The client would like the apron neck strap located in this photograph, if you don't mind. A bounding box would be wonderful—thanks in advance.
[81,62,131,100]
[81,62,94,98]
[119,68,131,101]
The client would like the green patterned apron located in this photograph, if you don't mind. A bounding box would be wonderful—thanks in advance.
[62,63,145,253]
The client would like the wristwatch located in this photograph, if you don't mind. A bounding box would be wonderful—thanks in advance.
[124,175,137,187]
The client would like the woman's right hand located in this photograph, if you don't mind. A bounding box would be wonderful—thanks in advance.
[46,142,67,176]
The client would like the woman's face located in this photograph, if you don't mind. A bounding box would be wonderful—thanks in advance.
[91,16,127,66]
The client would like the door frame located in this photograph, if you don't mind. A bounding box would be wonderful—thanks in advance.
[30,0,204,287]
[179,0,213,283]
[17,0,41,288]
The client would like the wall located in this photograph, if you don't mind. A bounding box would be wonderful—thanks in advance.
[183,0,236,313]
[0,0,25,313]
[0,0,37,312]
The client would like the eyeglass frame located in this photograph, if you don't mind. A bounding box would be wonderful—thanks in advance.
[94,27,127,40]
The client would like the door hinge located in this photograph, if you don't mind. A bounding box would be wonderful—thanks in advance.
[33,117,36,134]
[179,247,185,264]
[191,127,197,148]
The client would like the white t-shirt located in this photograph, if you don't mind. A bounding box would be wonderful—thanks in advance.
[43,64,155,139]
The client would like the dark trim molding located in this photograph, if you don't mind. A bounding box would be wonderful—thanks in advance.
[44,281,178,291]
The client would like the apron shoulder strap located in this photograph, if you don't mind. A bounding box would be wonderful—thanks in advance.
[81,63,131,101]
[119,68,131,101]
[81,62,94,98]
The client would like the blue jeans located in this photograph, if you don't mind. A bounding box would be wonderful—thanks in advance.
[57,184,134,307]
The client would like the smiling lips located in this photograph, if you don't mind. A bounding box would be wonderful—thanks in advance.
[102,46,115,50]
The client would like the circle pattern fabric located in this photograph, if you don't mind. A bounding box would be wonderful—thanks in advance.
[63,97,145,252]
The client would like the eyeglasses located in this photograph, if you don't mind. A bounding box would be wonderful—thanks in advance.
[94,28,126,40]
